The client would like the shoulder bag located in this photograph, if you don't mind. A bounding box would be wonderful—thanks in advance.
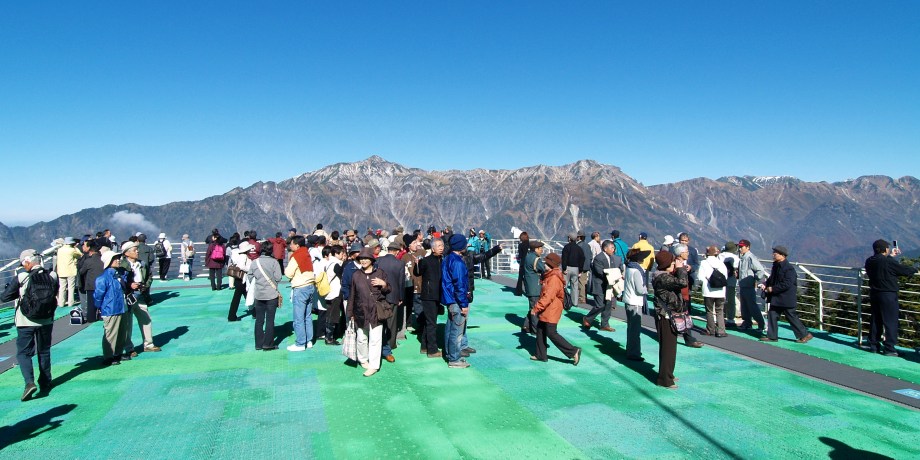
[256,259,283,308]
[668,310,694,334]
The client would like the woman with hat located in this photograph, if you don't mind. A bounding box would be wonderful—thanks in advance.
[94,250,131,366]
[348,247,390,376]
[651,250,688,389]
[529,252,581,365]
[622,248,651,361]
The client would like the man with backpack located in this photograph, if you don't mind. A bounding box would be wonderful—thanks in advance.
[1,249,59,401]
[154,233,172,281]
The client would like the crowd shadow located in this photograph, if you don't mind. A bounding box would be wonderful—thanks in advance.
[149,291,180,304]
[0,403,77,450]
[819,436,894,460]
[151,325,189,348]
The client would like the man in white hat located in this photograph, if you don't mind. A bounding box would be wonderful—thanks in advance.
[154,233,172,281]
[119,241,162,355]
[1,249,59,401]
[55,236,82,308]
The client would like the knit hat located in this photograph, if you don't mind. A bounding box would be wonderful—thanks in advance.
[449,234,467,252]
[544,253,561,269]
[655,250,674,269]
[724,241,737,252]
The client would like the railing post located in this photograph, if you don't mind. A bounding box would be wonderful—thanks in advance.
[798,264,823,331]
[855,268,864,346]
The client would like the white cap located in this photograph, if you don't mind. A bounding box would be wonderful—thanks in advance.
[158,233,167,239]
[101,251,122,268]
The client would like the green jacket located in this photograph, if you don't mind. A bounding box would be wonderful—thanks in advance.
[522,251,545,298]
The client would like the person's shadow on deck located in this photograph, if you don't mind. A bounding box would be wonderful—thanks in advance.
[149,291,180,304]
[152,325,189,348]
[819,436,894,460]
[582,328,658,384]
[0,403,77,450]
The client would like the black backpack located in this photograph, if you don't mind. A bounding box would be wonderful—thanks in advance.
[20,269,59,321]
[708,266,728,289]
[154,241,167,258]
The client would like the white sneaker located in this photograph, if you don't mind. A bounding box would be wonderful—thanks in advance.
[287,344,306,352]
[363,368,378,377]
[306,342,314,349]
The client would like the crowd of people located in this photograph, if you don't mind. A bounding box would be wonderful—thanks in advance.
[3,222,916,400]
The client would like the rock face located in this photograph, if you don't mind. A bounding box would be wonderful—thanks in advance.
[1,157,916,266]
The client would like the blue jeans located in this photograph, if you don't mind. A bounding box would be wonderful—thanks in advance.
[445,304,467,363]
[292,285,316,346]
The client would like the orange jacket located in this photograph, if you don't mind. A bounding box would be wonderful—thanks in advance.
[531,268,565,324]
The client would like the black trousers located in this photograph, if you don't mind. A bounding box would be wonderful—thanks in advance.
[384,303,398,352]
[869,290,899,353]
[766,307,809,341]
[533,321,577,361]
[17,324,53,387]
[83,290,99,323]
[229,281,247,320]
[523,296,539,332]
[158,258,171,280]
[480,260,491,278]
[318,296,343,341]
[253,298,278,349]
[418,299,440,353]
[209,268,223,290]
[655,314,677,387]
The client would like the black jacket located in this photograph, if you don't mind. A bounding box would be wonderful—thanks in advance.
[415,253,443,301]
[561,241,586,272]
[376,254,405,305]
[78,252,105,292]
[865,254,917,292]
[463,246,501,295]
[765,259,797,309]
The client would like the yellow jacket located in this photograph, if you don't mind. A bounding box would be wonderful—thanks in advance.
[56,245,82,277]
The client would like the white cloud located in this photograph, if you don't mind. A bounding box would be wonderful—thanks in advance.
[109,211,159,235]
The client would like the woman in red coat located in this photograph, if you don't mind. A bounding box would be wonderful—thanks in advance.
[530,253,582,365]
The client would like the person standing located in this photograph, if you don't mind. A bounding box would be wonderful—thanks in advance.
[699,245,728,337]
[529,253,581,365]
[758,246,812,343]
[521,240,546,334]
[610,230,629,262]
[250,244,283,351]
[863,239,918,356]
[94,250,130,366]
[672,244,704,348]
[55,237,82,307]
[442,234,471,368]
[205,234,227,290]
[228,242,254,321]
[318,245,345,345]
[415,239,444,357]
[651,250,686,390]
[561,233,585,311]
[154,233,172,281]
[1,249,59,401]
[268,232,287,271]
[737,239,767,331]
[119,242,162,354]
[349,247,390,377]
[630,232,655,271]
[376,241,406,363]
[583,240,622,332]
[719,241,740,328]
[514,232,531,297]
[77,240,104,323]
[622,248,650,361]
[285,235,317,351]
[576,230,592,306]
[475,229,492,278]
[179,234,195,281]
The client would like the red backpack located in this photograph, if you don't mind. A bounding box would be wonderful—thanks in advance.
[209,244,226,262]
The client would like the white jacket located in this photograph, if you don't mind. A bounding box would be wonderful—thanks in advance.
[621,266,647,307]
[699,255,728,298]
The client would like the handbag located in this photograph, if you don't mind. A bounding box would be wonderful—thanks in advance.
[255,259,283,308]
[376,299,394,320]
[227,263,244,280]
[341,319,357,362]
[244,275,256,307]
[668,311,695,334]
[178,263,189,275]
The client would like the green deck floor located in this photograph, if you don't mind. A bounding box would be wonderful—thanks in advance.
[1,278,917,459]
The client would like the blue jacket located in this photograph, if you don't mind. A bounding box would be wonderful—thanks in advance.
[94,267,127,316]
[440,252,469,308]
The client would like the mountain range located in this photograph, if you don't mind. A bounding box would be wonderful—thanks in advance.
[1,156,916,267]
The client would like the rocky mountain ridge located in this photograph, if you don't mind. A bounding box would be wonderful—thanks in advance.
[1,157,915,267]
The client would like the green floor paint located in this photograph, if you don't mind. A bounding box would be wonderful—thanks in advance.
[0,279,918,459]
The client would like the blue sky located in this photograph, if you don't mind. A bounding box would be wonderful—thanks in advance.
[2,1,918,225]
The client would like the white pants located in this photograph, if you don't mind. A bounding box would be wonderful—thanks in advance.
[356,323,383,371]
[58,276,76,306]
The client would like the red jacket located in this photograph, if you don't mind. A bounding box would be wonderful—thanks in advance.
[531,268,565,324]
[268,237,286,260]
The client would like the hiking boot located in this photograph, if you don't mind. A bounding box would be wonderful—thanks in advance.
[427,351,443,358]
[796,333,814,344]
[448,360,470,369]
